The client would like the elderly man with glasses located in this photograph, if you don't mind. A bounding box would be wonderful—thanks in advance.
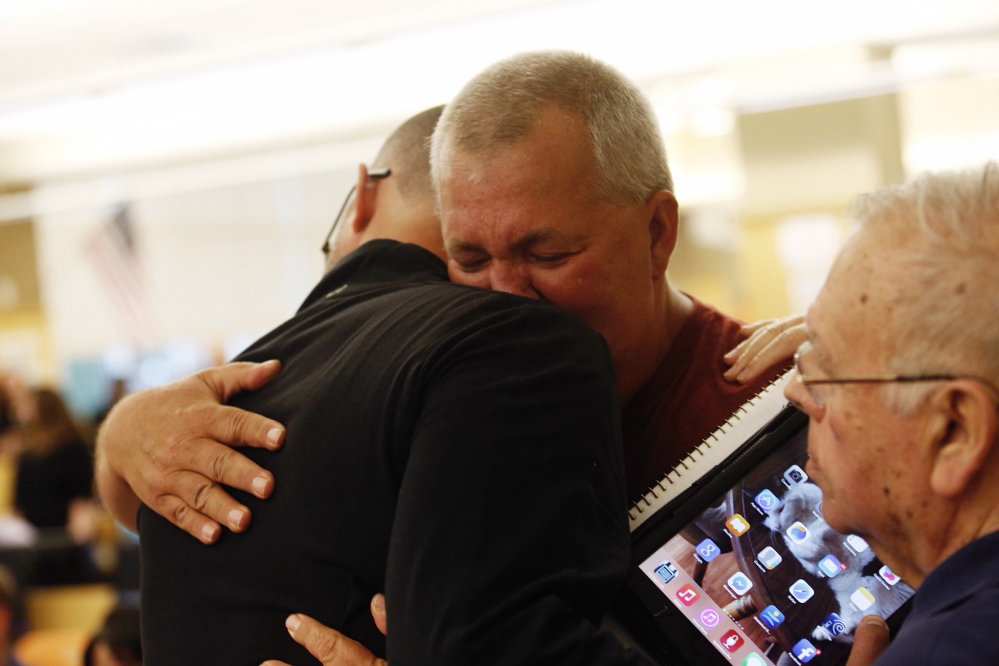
[783,162,999,665]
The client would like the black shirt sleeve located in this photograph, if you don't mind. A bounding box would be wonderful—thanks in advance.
[385,303,658,665]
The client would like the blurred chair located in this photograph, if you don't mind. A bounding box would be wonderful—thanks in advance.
[23,584,116,633]
[13,627,89,666]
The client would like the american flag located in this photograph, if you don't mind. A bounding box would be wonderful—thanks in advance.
[85,204,161,348]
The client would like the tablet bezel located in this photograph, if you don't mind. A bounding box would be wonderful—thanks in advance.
[619,407,913,666]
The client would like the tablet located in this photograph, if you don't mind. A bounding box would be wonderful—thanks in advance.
[621,405,914,666]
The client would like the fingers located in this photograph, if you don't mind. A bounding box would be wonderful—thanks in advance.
[279,614,387,666]
[723,320,775,378]
[182,434,275,498]
[197,363,287,452]
[723,315,805,384]
[370,594,387,636]
[194,401,286,453]
[733,318,771,336]
[152,470,258,535]
[97,363,286,544]
[150,494,223,545]
[143,439,272,540]
[845,615,890,666]
[202,360,283,401]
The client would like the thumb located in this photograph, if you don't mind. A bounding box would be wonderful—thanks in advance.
[201,360,283,401]
[371,594,387,636]
[845,615,890,666]
[284,613,387,666]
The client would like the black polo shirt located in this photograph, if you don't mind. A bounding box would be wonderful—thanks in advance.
[140,240,652,665]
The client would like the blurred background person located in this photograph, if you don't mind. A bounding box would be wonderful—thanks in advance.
[83,603,142,666]
[12,388,94,543]
[0,380,13,452]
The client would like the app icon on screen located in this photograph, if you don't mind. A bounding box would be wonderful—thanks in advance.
[879,564,901,586]
[696,538,721,562]
[698,607,721,629]
[676,584,700,606]
[818,553,845,578]
[743,654,767,666]
[654,561,678,584]
[822,612,847,637]
[787,521,810,542]
[847,534,870,552]
[754,488,780,511]
[759,604,785,629]
[790,579,815,603]
[720,629,744,652]
[851,586,875,611]
[793,638,820,663]
[727,571,753,595]
[758,546,783,570]
[726,513,750,537]
[783,464,808,485]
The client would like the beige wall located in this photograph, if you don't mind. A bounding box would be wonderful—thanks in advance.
[3,73,999,387]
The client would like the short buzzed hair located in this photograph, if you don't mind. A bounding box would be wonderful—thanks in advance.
[373,105,444,204]
[852,161,999,411]
[431,51,672,205]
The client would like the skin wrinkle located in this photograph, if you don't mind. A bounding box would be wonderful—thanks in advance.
[785,164,999,597]
[439,105,681,402]
[788,231,944,587]
[792,228,999,589]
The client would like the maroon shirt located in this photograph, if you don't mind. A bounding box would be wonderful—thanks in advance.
[621,297,788,503]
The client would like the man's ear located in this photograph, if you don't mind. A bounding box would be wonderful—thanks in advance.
[646,190,679,278]
[928,380,999,498]
[349,164,377,233]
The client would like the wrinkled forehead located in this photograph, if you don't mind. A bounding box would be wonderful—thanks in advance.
[439,143,604,243]
[808,231,906,359]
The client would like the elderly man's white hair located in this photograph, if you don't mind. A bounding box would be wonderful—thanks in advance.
[850,161,999,413]
[430,50,672,205]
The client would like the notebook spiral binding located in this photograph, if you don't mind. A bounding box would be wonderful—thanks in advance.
[627,370,794,532]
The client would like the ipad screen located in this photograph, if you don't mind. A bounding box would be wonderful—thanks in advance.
[636,425,914,665]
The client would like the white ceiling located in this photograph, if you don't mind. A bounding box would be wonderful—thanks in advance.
[1,0,998,182]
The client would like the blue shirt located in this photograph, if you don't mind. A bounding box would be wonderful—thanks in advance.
[875,529,999,665]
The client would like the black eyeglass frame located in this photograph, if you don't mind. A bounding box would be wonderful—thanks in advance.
[321,168,392,256]
[793,339,999,405]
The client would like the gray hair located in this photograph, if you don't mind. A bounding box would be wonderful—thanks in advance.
[850,162,999,414]
[430,50,672,205]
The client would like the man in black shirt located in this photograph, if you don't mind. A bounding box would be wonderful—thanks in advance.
[102,107,654,665]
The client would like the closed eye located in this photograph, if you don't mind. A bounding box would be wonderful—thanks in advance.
[451,255,490,272]
[529,251,577,265]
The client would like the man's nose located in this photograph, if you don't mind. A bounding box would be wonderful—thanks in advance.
[784,372,818,418]
[489,263,540,299]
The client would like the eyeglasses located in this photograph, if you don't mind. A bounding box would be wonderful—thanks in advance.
[793,339,965,407]
[321,168,392,257]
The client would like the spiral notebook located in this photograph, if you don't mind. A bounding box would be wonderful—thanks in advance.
[628,372,795,533]
[618,371,915,666]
